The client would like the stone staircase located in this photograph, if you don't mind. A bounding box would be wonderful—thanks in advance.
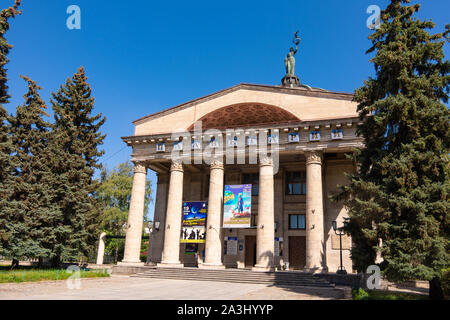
[131,267,335,288]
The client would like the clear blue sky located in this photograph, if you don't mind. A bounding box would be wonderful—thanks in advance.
[3,0,449,219]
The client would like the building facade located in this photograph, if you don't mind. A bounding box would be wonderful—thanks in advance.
[119,83,363,273]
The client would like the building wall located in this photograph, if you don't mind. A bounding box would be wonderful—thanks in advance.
[161,158,355,271]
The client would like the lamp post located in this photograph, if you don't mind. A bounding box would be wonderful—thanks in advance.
[332,220,347,275]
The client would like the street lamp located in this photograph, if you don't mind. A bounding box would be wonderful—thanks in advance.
[332,220,347,275]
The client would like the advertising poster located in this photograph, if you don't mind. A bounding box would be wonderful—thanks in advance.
[223,184,252,228]
[181,201,207,243]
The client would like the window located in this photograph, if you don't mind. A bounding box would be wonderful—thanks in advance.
[289,214,306,230]
[331,128,343,140]
[268,133,279,144]
[242,173,259,196]
[247,135,257,146]
[309,131,320,141]
[173,141,182,151]
[192,139,201,150]
[285,171,306,195]
[156,143,165,152]
[288,132,299,142]
[209,137,219,148]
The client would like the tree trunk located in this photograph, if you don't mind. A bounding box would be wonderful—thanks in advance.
[51,256,60,269]
[38,257,43,268]
[11,258,19,269]
[429,276,444,300]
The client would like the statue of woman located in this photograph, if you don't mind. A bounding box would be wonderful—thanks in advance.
[284,31,301,76]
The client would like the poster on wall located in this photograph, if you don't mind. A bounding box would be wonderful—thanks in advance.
[225,237,238,255]
[180,201,207,243]
[223,184,252,228]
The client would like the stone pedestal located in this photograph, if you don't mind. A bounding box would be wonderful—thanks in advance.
[159,162,184,267]
[96,232,106,265]
[121,162,147,265]
[281,75,300,88]
[253,157,275,272]
[202,160,225,270]
[305,151,325,272]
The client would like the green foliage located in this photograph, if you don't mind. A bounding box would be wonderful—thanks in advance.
[0,0,21,256]
[96,161,152,262]
[352,288,369,300]
[0,266,109,283]
[333,0,450,283]
[442,268,450,297]
[3,76,55,260]
[48,67,106,265]
[352,288,427,300]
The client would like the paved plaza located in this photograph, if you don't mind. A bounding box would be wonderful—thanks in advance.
[0,275,346,300]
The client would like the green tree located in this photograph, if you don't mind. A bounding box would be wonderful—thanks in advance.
[96,161,152,263]
[6,76,55,266]
[0,0,21,257]
[333,0,449,299]
[49,67,106,266]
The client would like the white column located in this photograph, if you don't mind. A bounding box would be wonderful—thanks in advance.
[253,157,275,272]
[305,151,325,272]
[200,160,225,269]
[149,173,169,263]
[158,161,184,268]
[96,232,106,265]
[120,162,147,265]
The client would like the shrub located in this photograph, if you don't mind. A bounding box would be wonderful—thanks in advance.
[441,268,450,297]
[352,287,369,300]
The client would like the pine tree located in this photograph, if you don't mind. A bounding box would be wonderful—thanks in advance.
[49,67,106,266]
[0,0,21,257]
[6,76,55,265]
[333,0,449,298]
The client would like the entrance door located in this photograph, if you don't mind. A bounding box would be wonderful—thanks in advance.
[289,236,306,270]
[245,236,256,268]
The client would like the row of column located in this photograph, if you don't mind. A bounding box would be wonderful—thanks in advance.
[119,150,325,272]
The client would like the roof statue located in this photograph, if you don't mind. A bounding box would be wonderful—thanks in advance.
[281,31,302,88]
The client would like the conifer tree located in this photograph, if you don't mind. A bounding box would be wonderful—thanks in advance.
[333,0,449,298]
[49,67,106,265]
[0,0,21,256]
[7,76,54,265]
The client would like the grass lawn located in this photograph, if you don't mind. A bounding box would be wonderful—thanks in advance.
[0,265,110,283]
[352,288,428,300]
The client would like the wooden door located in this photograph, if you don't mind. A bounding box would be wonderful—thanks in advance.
[245,236,256,268]
[289,236,306,269]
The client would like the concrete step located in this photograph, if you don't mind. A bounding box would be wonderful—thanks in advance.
[132,274,334,287]
[131,268,335,288]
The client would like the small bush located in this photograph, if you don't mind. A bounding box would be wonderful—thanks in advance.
[441,268,450,297]
[352,288,369,300]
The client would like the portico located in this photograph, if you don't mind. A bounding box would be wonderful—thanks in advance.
[119,82,362,273]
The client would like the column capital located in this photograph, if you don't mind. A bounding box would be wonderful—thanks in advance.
[259,156,274,167]
[305,150,323,165]
[170,161,184,172]
[133,162,147,174]
[210,160,224,170]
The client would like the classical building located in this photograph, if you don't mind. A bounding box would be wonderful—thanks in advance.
[118,80,363,273]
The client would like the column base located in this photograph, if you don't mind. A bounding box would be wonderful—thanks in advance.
[199,263,225,270]
[252,265,275,272]
[117,261,145,266]
[157,262,184,268]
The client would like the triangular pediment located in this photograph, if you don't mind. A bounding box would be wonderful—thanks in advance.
[133,83,358,136]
